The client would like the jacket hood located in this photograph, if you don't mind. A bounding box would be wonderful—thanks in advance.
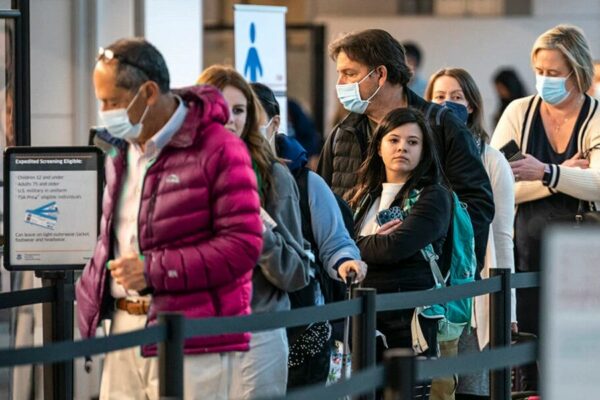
[175,84,229,126]
[274,133,308,173]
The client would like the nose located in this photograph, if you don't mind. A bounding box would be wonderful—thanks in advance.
[225,109,236,133]
[337,74,347,85]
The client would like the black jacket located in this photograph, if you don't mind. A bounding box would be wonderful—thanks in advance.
[318,88,495,270]
[354,183,451,293]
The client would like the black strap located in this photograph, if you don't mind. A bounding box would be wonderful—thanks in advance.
[355,125,369,160]
[295,167,317,248]
[520,96,538,148]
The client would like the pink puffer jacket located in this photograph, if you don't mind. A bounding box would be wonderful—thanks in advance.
[76,85,263,355]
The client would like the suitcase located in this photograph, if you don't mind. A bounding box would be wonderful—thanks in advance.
[511,331,539,399]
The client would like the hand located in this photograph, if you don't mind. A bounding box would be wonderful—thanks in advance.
[338,260,367,283]
[511,322,519,333]
[509,154,545,182]
[108,254,147,292]
[375,219,403,235]
[561,152,589,169]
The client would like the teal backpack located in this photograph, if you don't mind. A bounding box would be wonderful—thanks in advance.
[403,189,477,341]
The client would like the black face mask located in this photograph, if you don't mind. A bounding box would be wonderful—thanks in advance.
[440,101,469,125]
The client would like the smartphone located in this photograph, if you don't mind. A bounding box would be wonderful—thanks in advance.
[499,139,525,162]
[376,206,405,226]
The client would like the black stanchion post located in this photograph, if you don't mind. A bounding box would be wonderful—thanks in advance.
[158,313,185,399]
[489,268,511,400]
[383,349,415,400]
[352,287,377,400]
[37,270,74,400]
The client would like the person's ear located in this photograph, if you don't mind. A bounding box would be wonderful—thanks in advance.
[376,65,388,86]
[143,81,161,106]
[270,115,281,134]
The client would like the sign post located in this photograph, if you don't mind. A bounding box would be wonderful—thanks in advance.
[234,4,288,133]
[3,146,102,400]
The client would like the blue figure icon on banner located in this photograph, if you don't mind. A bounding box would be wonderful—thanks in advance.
[244,22,263,82]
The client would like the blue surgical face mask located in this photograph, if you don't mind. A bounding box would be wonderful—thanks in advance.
[336,69,381,114]
[536,73,572,105]
[98,89,149,140]
[440,101,469,125]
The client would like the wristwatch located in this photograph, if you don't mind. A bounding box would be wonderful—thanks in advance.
[542,164,552,186]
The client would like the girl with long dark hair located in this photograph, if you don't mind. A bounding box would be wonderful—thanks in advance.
[350,108,452,399]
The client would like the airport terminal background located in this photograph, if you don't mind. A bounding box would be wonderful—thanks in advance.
[1,0,600,398]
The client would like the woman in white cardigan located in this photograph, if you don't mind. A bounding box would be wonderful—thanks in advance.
[425,68,517,400]
[490,24,600,393]
[491,24,600,336]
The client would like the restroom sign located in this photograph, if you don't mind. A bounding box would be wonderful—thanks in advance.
[234,4,288,133]
[4,147,102,270]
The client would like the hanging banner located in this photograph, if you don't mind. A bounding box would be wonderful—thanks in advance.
[234,4,288,133]
[541,225,600,399]
[4,147,102,270]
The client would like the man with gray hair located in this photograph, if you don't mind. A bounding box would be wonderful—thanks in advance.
[76,37,263,399]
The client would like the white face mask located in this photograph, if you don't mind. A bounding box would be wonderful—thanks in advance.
[336,69,381,114]
[98,89,149,140]
[259,117,274,139]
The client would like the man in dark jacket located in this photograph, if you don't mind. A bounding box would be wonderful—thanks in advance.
[317,29,494,271]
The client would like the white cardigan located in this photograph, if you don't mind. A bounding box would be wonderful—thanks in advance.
[472,145,517,350]
[490,94,600,208]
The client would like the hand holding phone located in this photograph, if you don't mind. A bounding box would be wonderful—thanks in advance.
[499,139,525,162]
[376,206,405,226]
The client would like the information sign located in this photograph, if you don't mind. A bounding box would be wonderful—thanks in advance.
[4,147,102,270]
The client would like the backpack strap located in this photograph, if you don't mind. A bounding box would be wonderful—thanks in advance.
[295,167,317,248]
[422,247,445,287]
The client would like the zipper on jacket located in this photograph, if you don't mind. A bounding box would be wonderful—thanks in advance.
[137,157,158,253]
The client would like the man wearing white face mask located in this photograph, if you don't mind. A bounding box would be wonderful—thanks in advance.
[317,29,494,273]
[76,38,263,399]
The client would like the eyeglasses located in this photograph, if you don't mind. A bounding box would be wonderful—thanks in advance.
[96,47,153,79]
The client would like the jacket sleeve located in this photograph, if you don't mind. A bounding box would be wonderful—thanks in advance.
[259,163,310,292]
[307,171,361,277]
[546,127,600,202]
[144,140,263,293]
[485,148,517,322]
[357,185,451,266]
[316,126,338,186]
[441,111,495,241]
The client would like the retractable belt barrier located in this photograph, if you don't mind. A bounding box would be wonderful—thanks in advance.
[0,272,540,400]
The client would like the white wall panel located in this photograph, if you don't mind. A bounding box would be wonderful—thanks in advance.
[144,0,203,88]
